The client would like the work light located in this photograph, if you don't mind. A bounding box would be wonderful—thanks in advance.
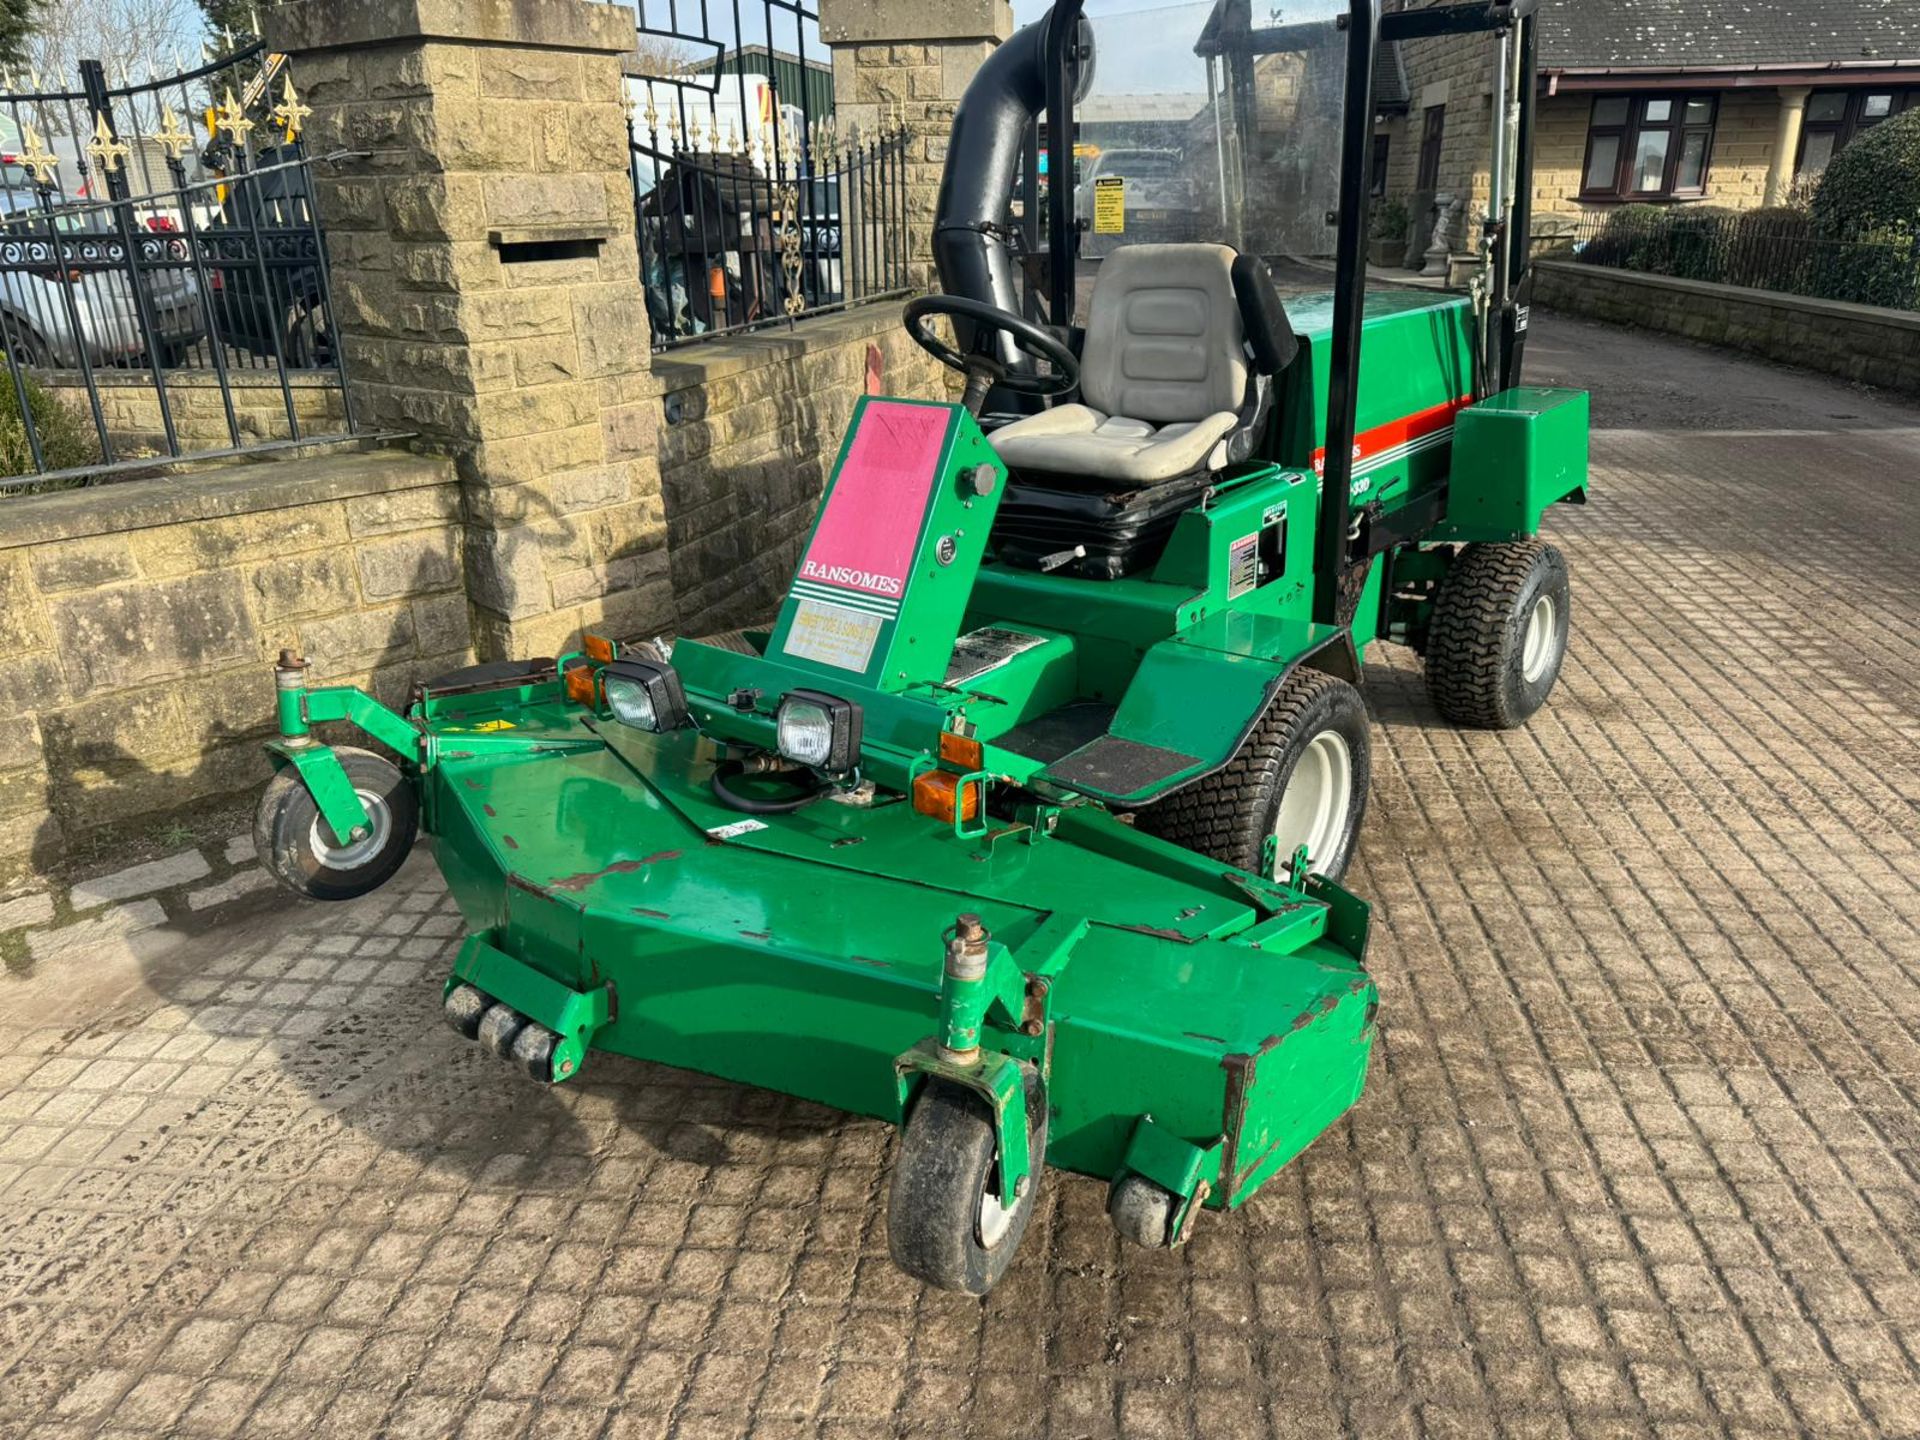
[601,659,690,733]
[776,690,862,772]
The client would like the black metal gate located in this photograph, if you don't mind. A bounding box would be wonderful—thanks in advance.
[626,0,913,347]
[0,41,354,490]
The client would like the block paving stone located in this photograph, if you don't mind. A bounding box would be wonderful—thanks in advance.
[0,316,1917,1437]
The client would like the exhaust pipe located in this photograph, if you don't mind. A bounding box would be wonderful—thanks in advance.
[933,5,1094,333]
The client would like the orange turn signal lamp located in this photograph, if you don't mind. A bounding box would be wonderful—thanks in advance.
[582,632,617,664]
[564,662,599,706]
[912,768,981,825]
[937,730,984,770]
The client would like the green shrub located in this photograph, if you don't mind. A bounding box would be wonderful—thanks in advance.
[1722,206,1816,292]
[0,364,101,483]
[1812,108,1920,238]
[1371,197,1409,242]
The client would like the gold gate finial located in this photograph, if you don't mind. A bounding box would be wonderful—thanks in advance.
[18,123,59,187]
[155,104,195,163]
[216,87,255,143]
[86,113,130,174]
[270,75,311,141]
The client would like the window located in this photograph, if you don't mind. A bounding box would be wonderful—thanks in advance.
[1416,106,1445,189]
[1798,89,1920,178]
[1371,135,1391,197]
[1581,94,1717,199]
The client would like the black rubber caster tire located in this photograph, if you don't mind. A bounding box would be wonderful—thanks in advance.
[1136,668,1371,883]
[1425,540,1571,730]
[1109,1174,1179,1249]
[887,1070,1048,1296]
[477,1003,527,1060]
[255,746,418,901]
[510,1024,557,1082]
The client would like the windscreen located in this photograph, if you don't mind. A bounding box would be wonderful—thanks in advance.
[1071,0,1350,281]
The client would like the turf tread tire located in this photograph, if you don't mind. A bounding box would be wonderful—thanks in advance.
[1424,540,1570,731]
[1135,668,1370,882]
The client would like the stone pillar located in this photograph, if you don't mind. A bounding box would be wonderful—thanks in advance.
[263,0,670,661]
[820,0,1014,290]
[1765,87,1812,208]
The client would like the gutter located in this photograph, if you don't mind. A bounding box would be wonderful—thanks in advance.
[1543,59,1920,93]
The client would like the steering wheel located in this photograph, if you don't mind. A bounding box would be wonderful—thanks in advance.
[903,294,1080,413]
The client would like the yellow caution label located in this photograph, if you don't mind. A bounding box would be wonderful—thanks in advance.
[1093,176,1125,235]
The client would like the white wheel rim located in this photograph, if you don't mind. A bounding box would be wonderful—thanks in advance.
[1521,593,1558,684]
[978,1174,1016,1250]
[1271,730,1353,876]
[308,788,392,869]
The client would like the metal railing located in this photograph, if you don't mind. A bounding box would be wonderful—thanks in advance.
[1551,206,1920,313]
[0,42,354,491]
[626,0,912,348]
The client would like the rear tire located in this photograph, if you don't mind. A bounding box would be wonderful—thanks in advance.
[1137,668,1371,882]
[1424,540,1570,730]
[255,746,417,901]
[887,1071,1047,1296]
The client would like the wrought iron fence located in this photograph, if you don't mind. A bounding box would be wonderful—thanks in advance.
[0,41,355,491]
[626,0,912,347]
[1550,206,1920,313]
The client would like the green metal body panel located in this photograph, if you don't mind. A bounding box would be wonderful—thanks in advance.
[1434,387,1592,543]
[418,714,1376,1208]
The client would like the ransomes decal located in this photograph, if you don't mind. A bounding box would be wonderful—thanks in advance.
[1313,395,1471,496]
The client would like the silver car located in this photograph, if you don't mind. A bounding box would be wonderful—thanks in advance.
[0,189,205,367]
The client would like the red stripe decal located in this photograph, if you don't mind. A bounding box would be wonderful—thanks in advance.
[1312,395,1471,476]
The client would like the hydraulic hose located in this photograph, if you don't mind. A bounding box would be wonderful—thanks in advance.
[710,759,825,815]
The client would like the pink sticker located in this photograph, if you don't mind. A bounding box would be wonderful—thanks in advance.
[796,401,949,602]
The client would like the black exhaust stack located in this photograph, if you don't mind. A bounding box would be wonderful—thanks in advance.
[933,4,1090,324]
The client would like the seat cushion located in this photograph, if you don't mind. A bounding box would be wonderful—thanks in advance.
[989,403,1239,484]
[1080,243,1248,423]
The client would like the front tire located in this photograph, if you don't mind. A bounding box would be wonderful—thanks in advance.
[1137,668,1371,882]
[887,1071,1048,1296]
[1425,540,1571,730]
[255,746,418,901]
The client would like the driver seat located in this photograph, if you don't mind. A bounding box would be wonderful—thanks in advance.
[988,243,1295,485]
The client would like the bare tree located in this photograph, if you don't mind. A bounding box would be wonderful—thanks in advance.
[629,33,706,80]
[23,0,202,128]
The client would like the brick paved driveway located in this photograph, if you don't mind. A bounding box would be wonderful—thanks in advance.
[2,314,1918,1439]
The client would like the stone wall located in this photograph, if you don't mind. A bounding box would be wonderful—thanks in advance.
[266,0,671,665]
[1534,259,1920,395]
[654,302,945,638]
[0,446,472,870]
[42,373,347,458]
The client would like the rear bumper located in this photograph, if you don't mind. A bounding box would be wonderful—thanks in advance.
[423,733,1377,1206]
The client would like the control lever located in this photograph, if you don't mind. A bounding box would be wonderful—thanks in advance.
[1038,545,1087,573]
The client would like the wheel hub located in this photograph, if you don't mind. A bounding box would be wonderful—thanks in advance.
[1271,730,1353,875]
[308,789,392,868]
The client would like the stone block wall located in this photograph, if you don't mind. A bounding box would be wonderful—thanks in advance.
[1534,260,1920,395]
[654,302,945,638]
[0,447,471,871]
[266,0,671,665]
[43,373,348,458]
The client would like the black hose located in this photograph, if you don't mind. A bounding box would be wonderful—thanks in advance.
[710,760,825,816]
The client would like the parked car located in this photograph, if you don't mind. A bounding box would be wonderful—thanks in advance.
[1073,147,1199,254]
[199,143,333,369]
[0,188,205,367]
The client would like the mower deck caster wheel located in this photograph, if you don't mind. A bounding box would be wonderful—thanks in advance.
[887,1071,1048,1296]
[443,984,488,1039]
[1109,1174,1179,1249]
[510,1024,558,1083]
[255,746,418,901]
[476,1003,527,1061]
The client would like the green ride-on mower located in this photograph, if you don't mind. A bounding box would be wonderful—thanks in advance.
[254,0,1584,1294]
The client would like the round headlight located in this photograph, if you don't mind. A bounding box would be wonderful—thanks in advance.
[605,674,661,731]
[776,698,834,767]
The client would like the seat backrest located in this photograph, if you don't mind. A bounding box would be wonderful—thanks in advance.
[1079,243,1248,425]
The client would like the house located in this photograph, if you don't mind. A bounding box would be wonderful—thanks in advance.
[1378,0,1920,229]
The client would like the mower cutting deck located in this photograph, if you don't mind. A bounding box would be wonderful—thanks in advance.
[251,0,1586,1294]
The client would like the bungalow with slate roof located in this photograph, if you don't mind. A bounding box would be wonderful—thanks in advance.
[1376,0,1920,233]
